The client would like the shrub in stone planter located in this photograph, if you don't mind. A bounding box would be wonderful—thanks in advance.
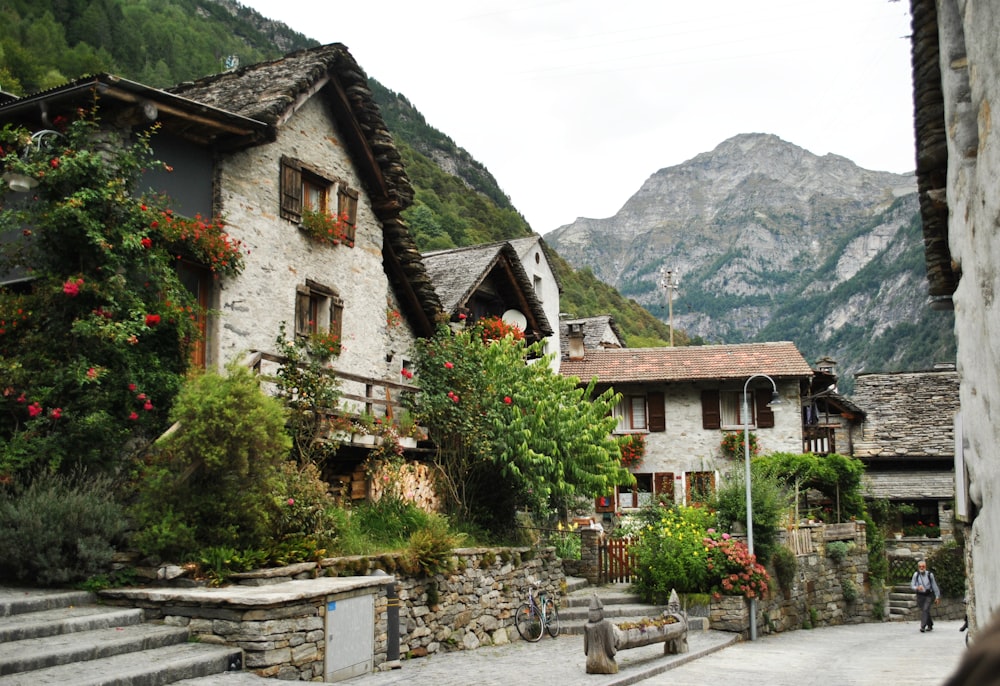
[826,540,849,564]
[841,578,859,603]
[771,545,798,593]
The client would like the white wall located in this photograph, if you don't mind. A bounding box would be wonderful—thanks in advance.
[629,379,802,483]
[513,238,561,371]
[211,96,416,395]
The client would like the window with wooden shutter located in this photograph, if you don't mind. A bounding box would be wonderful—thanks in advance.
[294,281,343,342]
[647,392,665,432]
[701,390,721,429]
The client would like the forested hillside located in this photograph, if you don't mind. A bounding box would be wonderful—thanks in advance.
[0,0,673,346]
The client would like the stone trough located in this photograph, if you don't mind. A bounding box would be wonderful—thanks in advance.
[584,589,689,674]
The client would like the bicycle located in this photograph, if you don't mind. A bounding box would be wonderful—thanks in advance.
[514,582,560,641]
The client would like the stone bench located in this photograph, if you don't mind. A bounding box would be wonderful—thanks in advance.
[584,590,688,674]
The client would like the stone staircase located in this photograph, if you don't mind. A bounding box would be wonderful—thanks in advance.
[558,577,709,636]
[0,586,257,685]
[888,584,918,621]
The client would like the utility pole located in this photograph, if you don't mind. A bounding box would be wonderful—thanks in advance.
[659,268,678,347]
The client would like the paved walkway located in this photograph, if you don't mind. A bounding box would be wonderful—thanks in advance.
[345,627,736,686]
[344,620,969,686]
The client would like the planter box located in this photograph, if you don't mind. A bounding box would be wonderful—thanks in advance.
[399,436,418,449]
[615,619,685,649]
[352,433,376,446]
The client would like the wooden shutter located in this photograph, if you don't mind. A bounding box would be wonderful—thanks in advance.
[329,297,344,341]
[647,391,666,432]
[701,390,721,429]
[755,390,775,428]
[654,472,675,502]
[338,186,359,242]
[295,288,312,337]
[280,157,303,221]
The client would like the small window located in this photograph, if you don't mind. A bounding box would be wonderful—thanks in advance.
[720,390,752,429]
[615,395,647,431]
[295,280,343,343]
[282,157,358,246]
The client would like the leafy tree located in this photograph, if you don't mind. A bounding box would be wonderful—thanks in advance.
[0,110,245,478]
[711,463,792,563]
[406,319,633,534]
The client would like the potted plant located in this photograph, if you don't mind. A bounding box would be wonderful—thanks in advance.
[351,411,378,445]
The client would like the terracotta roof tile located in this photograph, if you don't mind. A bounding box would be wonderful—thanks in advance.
[559,342,813,384]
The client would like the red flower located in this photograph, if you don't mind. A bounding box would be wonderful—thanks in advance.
[62,280,80,296]
[128,412,139,421]
[504,396,513,405]
[141,237,152,249]
[458,313,467,320]
[444,361,454,369]
[128,383,137,391]
[143,401,154,411]
[50,408,62,419]
[50,158,59,168]
[144,314,160,327]
[86,367,97,379]
[287,498,295,506]
[28,402,43,417]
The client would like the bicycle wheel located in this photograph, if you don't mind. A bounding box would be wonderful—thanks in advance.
[515,603,543,642]
[544,597,560,637]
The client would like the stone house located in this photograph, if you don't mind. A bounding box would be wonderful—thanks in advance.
[559,334,813,515]
[0,44,443,449]
[908,0,1000,631]
[850,367,959,540]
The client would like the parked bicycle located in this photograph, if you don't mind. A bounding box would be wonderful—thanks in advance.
[515,581,560,641]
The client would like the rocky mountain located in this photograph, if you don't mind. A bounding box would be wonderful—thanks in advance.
[546,133,956,387]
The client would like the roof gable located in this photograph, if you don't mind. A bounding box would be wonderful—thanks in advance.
[422,241,552,338]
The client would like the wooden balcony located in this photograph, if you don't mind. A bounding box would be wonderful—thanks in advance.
[802,425,836,455]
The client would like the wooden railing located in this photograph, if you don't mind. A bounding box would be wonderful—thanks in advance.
[248,349,416,421]
[802,425,836,455]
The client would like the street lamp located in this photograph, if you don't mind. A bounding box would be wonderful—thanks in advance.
[742,373,781,641]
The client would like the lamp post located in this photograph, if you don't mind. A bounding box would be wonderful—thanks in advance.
[742,373,781,641]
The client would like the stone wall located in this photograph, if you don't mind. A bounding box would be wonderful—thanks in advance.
[318,546,564,667]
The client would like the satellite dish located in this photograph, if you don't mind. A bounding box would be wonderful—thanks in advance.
[502,309,527,329]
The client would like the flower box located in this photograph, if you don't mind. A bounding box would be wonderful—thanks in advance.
[399,436,418,449]
[352,433,376,446]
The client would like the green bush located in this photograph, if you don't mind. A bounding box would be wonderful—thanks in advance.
[129,362,292,560]
[631,506,715,602]
[405,514,463,576]
[771,545,798,592]
[826,541,849,564]
[710,464,790,563]
[927,542,966,598]
[0,471,128,586]
[841,578,859,603]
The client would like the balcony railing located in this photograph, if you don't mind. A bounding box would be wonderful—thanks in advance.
[802,425,836,455]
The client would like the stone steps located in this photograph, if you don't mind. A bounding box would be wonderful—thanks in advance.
[0,587,246,685]
[888,584,918,621]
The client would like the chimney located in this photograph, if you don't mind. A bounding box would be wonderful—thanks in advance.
[568,323,585,360]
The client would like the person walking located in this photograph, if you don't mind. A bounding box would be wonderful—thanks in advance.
[911,559,941,632]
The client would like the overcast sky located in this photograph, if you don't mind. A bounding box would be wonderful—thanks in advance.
[238,0,916,234]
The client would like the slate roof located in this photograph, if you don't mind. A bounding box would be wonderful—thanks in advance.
[910,0,957,304]
[559,341,813,384]
[422,241,552,336]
